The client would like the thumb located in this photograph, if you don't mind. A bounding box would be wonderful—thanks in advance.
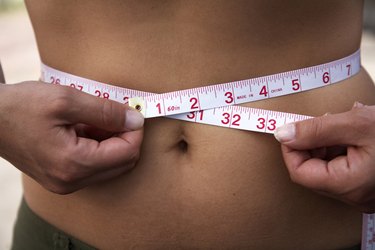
[274,107,367,150]
[57,86,144,132]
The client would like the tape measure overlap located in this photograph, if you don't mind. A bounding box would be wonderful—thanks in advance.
[42,49,360,134]
[41,49,375,249]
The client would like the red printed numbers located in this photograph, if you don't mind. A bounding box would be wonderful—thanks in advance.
[292,79,300,91]
[187,110,204,121]
[221,112,241,126]
[95,90,110,99]
[224,91,234,104]
[190,97,199,109]
[323,72,330,84]
[70,83,83,91]
[259,85,268,97]
[346,64,351,76]
[256,117,276,131]
[50,76,60,84]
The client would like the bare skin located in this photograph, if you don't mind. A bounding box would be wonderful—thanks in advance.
[14,0,375,249]
[0,81,144,194]
[276,103,375,213]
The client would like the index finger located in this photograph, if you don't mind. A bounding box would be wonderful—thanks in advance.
[281,144,351,194]
[73,129,143,171]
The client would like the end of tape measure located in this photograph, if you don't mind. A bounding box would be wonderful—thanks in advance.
[128,97,146,116]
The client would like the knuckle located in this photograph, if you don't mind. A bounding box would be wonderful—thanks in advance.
[47,168,76,184]
[100,99,123,129]
[307,116,324,139]
[45,158,78,186]
[48,87,74,115]
[57,170,76,184]
[41,172,76,195]
[351,108,374,136]
[46,183,74,195]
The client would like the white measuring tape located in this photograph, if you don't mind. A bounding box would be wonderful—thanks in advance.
[363,214,375,250]
[41,49,374,249]
[42,49,360,134]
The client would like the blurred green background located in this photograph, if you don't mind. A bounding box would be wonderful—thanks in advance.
[0,0,23,12]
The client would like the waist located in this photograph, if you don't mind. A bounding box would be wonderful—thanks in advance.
[24,58,375,249]
[30,0,364,93]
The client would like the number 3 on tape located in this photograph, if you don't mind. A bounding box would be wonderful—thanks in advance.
[41,48,374,250]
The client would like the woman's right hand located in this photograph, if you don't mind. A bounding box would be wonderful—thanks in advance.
[0,81,144,194]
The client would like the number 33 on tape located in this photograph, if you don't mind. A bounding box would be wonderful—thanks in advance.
[44,49,360,134]
[42,48,375,249]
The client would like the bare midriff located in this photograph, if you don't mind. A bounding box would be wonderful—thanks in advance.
[23,1,375,249]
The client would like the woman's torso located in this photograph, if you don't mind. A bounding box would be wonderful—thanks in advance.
[24,1,375,249]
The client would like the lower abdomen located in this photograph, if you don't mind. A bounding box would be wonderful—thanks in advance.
[24,69,374,249]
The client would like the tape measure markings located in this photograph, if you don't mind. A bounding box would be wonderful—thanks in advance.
[167,105,312,133]
[363,214,375,250]
[41,50,375,249]
[133,50,360,118]
[42,49,359,135]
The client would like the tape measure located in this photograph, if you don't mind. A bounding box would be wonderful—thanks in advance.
[42,49,360,134]
[40,49,373,249]
[363,214,375,250]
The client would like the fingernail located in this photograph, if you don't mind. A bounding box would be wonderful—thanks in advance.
[353,101,364,108]
[323,112,331,116]
[274,123,296,143]
[125,109,144,130]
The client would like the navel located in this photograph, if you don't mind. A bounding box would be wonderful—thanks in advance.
[177,139,188,153]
